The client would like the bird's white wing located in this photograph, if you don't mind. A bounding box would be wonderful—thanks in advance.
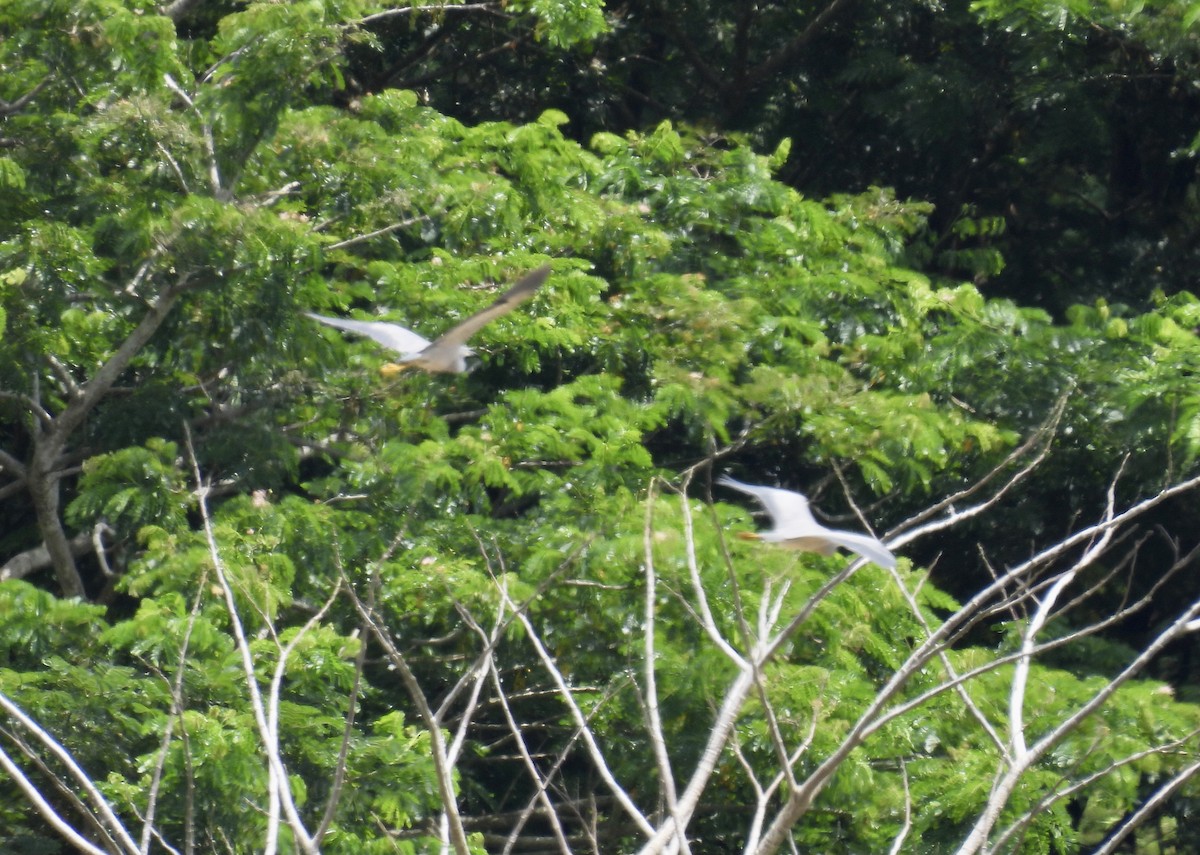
[427,265,551,351]
[306,313,431,356]
[716,475,819,537]
[819,529,897,570]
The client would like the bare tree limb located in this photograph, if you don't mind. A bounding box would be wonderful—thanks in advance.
[0,692,141,854]
[1,527,97,582]
[314,614,368,845]
[163,75,223,196]
[0,77,50,116]
[0,391,52,431]
[884,388,1068,550]
[1086,754,1200,855]
[495,585,656,840]
[641,478,689,855]
[0,741,112,855]
[325,215,432,250]
[751,468,1200,855]
[886,763,913,855]
[359,3,502,26]
[0,724,126,852]
[955,595,1200,854]
[342,568,473,855]
[486,657,573,855]
[23,270,190,597]
[138,579,208,855]
[184,425,317,855]
[991,726,1200,852]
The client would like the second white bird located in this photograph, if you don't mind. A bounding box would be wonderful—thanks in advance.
[718,475,896,569]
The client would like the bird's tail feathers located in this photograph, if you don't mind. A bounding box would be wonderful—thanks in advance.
[825,530,897,570]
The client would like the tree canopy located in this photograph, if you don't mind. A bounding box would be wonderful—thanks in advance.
[3,0,1200,853]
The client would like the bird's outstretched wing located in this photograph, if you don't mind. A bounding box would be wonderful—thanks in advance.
[716,475,819,536]
[426,264,551,352]
[305,313,431,356]
[819,529,897,570]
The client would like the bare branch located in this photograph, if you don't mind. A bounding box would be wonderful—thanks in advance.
[0,476,27,501]
[359,3,502,26]
[884,559,1010,760]
[0,77,50,116]
[487,655,573,854]
[437,528,595,724]
[670,476,746,667]
[0,390,53,430]
[139,579,208,855]
[956,595,1200,854]
[495,584,655,840]
[51,275,188,449]
[992,726,1200,852]
[20,267,186,590]
[639,486,875,853]
[45,354,82,401]
[325,215,432,250]
[154,137,191,194]
[314,614,368,844]
[884,396,1064,551]
[162,75,223,196]
[183,425,316,855]
[641,478,688,854]
[0,692,141,854]
[869,560,1191,742]
[342,569,473,855]
[0,527,96,582]
[0,742,112,855]
[953,470,1131,852]
[751,467,1200,854]
[886,762,913,855]
[1084,754,1200,855]
[0,723,126,851]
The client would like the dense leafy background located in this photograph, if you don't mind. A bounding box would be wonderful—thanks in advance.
[3,0,1200,852]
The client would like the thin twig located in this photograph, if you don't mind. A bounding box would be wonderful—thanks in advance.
[325,215,432,250]
[341,567,473,855]
[139,578,208,854]
[183,425,316,855]
[495,587,655,839]
[315,600,368,844]
[0,694,140,853]
[641,478,689,854]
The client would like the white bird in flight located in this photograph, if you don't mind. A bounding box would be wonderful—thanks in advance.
[718,475,896,569]
[306,264,551,374]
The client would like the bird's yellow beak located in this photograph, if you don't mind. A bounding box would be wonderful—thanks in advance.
[379,362,412,379]
[736,531,761,541]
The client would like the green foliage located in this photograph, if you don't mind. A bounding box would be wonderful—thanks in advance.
[3,0,1200,852]
[66,438,190,539]
[0,582,109,669]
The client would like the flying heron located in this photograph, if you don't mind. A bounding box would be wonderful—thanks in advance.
[306,264,551,374]
[718,475,896,569]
